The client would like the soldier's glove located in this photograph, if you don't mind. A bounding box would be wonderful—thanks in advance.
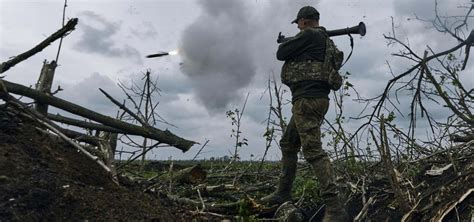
[277,32,286,43]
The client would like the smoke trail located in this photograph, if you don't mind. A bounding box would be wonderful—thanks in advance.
[180,0,318,112]
[179,0,256,111]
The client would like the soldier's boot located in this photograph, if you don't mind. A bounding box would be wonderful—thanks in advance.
[308,157,349,222]
[322,196,349,222]
[260,153,297,205]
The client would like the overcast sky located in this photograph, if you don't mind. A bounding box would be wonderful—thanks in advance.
[1,0,473,160]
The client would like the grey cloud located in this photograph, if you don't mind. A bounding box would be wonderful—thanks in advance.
[74,11,142,63]
[118,69,193,105]
[179,0,257,112]
[393,0,436,18]
[129,21,158,40]
[55,72,123,117]
[393,0,467,20]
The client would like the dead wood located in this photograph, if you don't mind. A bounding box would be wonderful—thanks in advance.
[97,131,118,180]
[450,133,474,143]
[159,165,207,184]
[192,182,273,197]
[0,18,78,74]
[2,80,196,152]
[0,84,111,174]
[35,60,57,115]
[99,88,149,127]
[166,194,261,215]
[60,127,101,146]
[373,115,411,212]
[354,196,375,222]
[434,188,473,221]
[192,139,210,161]
[47,113,124,133]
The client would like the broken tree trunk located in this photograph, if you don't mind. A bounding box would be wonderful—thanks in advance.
[2,80,196,152]
[98,131,118,179]
[159,165,207,184]
[35,60,57,115]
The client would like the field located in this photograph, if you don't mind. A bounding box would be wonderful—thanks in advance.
[1,104,472,221]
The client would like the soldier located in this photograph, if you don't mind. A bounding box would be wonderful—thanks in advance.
[260,6,349,222]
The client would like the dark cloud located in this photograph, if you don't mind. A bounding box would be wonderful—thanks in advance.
[74,11,142,63]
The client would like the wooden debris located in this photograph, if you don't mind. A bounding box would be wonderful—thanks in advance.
[35,60,57,115]
[159,164,207,184]
[435,188,473,221]
[2,79,196,152]
[354,196,375,222]
[47,113,124,133]
[425,163,453,176]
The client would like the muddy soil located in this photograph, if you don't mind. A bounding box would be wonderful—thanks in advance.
[0,106,193,221]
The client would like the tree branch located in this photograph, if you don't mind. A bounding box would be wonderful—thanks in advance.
[0,18,78,73]
[2,80,197,152]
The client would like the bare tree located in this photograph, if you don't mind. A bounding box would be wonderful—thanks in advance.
[117,69,173,169]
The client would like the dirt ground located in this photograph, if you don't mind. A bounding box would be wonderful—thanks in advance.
[0,103,472,221]
[0,105,197,221]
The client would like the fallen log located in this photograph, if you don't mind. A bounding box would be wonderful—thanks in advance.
[2,80,196,152]
[60,127,101,146]
[47,113,124,133]
[159,165,207,184]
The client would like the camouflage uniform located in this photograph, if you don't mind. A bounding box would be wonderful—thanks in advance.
[281,97,338,199]
[261,5,348,222]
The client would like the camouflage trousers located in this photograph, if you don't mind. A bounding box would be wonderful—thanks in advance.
[280,97,338,200]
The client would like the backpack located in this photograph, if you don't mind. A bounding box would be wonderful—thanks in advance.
[322,32,344,90]
[280,28,344,90]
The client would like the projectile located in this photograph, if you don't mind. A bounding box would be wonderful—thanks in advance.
[146,50,178,58]
[146,52,169,58]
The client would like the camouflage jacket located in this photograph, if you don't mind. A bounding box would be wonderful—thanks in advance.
[276,27,331,101]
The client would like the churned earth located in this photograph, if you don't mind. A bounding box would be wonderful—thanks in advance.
[0,105,193,221]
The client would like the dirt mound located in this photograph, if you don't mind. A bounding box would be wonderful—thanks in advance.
[0,104,187,221]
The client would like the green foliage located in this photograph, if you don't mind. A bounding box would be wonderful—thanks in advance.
[263,127,275,142]
[226,109,239,126]
[226,109,249,147]
[447,53,456,61]
[237,198,257,222]
[292,174,321,204]
[401,162,423,178]
[386,111,396,123]
[343,158,366,175]
[140,171,159,179]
